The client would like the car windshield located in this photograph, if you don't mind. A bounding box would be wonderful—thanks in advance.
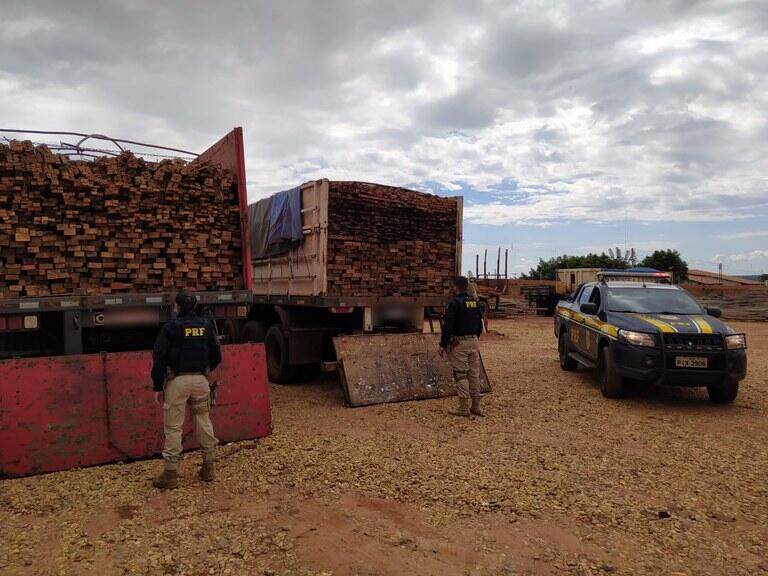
[607,287,703,314]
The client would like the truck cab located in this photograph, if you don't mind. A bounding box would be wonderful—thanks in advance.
[554,271,747,403]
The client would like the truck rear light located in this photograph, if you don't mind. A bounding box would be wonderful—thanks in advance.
[330,307,354,314]
[1,315,38,331]
[236,306,247,318]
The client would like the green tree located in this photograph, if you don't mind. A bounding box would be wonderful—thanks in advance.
[524,252,629,280]
[760,273,768,282]
[640,249,689,282]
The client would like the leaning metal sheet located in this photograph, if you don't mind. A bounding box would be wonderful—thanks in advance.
[333,333,491,407]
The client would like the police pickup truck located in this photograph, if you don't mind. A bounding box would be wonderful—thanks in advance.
[554,271,747,403]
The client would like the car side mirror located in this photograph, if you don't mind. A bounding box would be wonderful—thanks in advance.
[706,307,722,318]
[580,303,599,315]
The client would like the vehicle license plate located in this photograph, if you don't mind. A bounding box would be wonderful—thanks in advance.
[675,357,708,369]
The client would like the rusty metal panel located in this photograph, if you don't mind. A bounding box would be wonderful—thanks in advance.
[195,127,252,290]
[0,344,271,478]
[333,333,491,407]
[0,355,115,477]
[104,343,271,459]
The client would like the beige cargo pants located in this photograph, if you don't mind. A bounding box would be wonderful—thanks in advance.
[447,336,481,399]
[162,374,218,470]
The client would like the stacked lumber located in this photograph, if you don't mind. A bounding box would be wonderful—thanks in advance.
[486,296,539,318]
[0,141,243,298]
[326,182,457,297]
[697,290,768,322]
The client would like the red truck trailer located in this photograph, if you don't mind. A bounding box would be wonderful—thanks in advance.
[0,128,271,478]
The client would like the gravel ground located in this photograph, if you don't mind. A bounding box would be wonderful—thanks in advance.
[1,317,766,576]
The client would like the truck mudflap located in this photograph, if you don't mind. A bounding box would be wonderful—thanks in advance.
[0,344,270,478]
[333,333,491,407]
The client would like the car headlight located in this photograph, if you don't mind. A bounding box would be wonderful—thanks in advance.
[725,334,747,350]
[617,329,657,348]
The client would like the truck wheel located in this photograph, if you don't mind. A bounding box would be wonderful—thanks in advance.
[708,380,739,404]
[221,319,242,344]
[265,324,293,383]
[242,321,267,343]
[598,345,627,398]
[559,331,578,371]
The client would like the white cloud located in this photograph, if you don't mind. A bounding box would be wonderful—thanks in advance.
[1,0,767,229]
[716,230,768,240]
[713,250,768,262]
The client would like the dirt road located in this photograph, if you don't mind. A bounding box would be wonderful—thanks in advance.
[2,318,767,576]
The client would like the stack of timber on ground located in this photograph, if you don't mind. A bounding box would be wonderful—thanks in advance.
[686,268,763,287]
[325,182,457,297]
[0,141,243,298]
[696,290,768,321]
[486,296,538,319]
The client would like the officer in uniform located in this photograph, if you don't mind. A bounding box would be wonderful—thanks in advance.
[151,290,222,489]
[440,276,484,417]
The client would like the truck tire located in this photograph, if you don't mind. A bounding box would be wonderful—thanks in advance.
[242,321,267,343]
[221,319,242,344]
[598,345,627,398]
[265,324,293,384]
[559,331,578,371]
[708,379,739,404]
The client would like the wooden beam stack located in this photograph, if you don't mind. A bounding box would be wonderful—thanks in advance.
[0,141,244,298]
[326,182,458,297]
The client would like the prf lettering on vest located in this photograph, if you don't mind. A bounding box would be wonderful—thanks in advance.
[184,327,206,337]
[465,301,478,309]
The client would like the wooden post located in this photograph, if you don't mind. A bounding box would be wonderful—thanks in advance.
[483,249,487,280]
[475,254,479,279]
[496,247,501,282]
[505,248,508,280]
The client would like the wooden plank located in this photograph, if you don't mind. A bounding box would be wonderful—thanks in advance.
[0,140,244,297]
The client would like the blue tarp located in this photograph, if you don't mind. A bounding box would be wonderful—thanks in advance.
[267,186,303,244]
[248,186,303,260]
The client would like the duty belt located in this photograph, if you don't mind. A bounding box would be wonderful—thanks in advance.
[454,335,477,340]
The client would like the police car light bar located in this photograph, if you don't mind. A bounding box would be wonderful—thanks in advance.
[597,271,672,283]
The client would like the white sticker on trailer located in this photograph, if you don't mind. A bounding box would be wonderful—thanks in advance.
[19,302,40,309]
[60,300,78,307]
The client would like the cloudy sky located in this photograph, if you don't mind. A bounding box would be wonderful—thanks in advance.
[2,0,767,275]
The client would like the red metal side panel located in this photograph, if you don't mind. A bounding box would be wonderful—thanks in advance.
[0,344,270,478]
[103,344,271,458]
[0,355,116,477]
[196,127,253,290]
